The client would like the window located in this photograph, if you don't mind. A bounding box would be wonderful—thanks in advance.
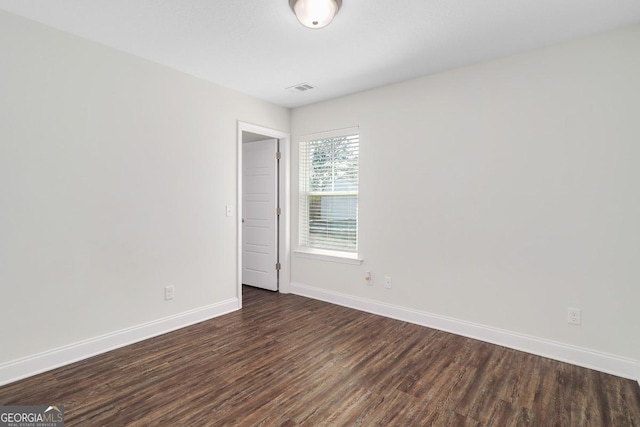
[299,128,359,253]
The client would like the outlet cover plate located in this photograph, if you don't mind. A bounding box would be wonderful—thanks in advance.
[568,308,581,325]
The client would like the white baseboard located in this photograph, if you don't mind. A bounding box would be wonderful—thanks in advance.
[290,283,640,382]
[0,298,239,387]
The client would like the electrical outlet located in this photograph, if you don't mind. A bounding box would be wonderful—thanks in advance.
[365,271,372,285]
[567,308,581,325]
[384,276,392,289]
[165,286,175,301]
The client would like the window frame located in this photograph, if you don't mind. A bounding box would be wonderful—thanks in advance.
[297,127,362,264]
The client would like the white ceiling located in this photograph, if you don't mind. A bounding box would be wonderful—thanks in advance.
[1,0,640,108]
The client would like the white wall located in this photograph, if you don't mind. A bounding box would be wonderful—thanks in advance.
[0,10,289,369]
[291,25,640,375]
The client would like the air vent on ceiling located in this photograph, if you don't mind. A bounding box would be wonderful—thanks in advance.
[287,83,315,93]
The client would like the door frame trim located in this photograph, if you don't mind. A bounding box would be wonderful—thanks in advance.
[237,122,291,307]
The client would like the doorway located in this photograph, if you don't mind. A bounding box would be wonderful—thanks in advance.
[237,122,290,306]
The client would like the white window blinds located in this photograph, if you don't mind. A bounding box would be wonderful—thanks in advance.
[299,129,359,253]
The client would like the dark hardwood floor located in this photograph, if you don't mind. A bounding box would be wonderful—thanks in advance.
[1,286,639,426]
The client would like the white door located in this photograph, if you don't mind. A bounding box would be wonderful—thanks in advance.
[242,139,278,291]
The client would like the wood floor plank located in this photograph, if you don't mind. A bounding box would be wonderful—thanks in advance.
[1,286,638,426]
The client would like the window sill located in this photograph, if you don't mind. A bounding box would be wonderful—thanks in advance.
[294,249,363,265]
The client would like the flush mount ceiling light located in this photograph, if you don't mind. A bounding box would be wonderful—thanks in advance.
[289,0,342,29]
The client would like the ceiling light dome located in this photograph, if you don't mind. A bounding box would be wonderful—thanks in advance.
[289,0,342,29]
